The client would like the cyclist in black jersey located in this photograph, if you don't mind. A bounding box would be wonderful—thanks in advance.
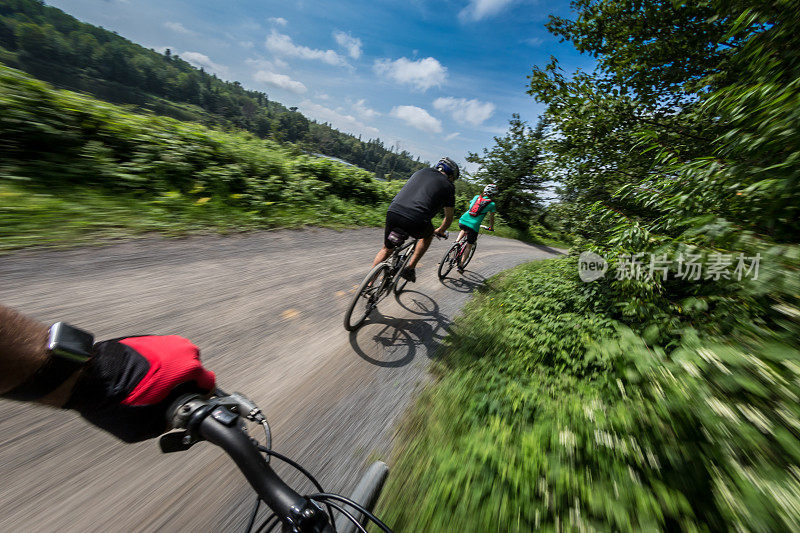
[371,157,458,282]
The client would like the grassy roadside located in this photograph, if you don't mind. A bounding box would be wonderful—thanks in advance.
[0,64,400,252]
[376,256,800,531]
[376,257,620,531]
[0,181,387,252]
[0,179,566,253]
[490,223,570,249]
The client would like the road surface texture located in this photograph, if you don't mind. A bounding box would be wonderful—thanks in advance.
[0,227,564,532]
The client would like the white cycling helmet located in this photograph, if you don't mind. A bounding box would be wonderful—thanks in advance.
[483,183,498,197]
[435,157,460,180]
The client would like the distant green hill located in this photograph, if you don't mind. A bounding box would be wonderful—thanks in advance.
[0,0,425,179]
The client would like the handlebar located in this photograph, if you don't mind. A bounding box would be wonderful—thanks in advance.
[163,393,332,532]
[160,392,392,533]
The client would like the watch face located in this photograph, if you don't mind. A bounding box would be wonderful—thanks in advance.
[48,322,94,362]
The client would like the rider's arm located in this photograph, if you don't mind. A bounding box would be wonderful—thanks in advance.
[436,207,454,235]
[0,303,215,441]
[0,305,78,406]
[488,212,495,231]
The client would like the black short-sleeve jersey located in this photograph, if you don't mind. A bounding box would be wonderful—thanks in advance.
[387,168,456,222]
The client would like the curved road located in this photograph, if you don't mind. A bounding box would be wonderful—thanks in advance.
[0,227,563,532]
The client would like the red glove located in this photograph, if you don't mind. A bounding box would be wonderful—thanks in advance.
[67,336,215,442]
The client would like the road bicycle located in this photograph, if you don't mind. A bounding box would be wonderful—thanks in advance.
[160,389,392,533]
[437,225,491,280]
[343,231,446,331]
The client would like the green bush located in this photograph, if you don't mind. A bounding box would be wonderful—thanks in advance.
[0,65,397,249]
[379,257,800,532]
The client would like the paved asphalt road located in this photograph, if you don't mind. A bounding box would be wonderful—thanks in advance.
[0,227,564,532]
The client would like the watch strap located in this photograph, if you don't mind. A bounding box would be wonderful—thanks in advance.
[5,356,84,401]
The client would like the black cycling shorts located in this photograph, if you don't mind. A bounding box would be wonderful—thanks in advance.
[384,211,434,248]
[459,223,479,244]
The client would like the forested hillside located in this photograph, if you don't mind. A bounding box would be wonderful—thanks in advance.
[0,0,425,179]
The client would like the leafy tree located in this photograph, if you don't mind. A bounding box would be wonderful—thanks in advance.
[466,114,548,229]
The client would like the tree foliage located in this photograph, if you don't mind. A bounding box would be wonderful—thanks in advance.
[467,114,549,229]
[384,0,800,531]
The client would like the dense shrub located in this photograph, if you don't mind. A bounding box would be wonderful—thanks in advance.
[380,257,800,531]
[0,65,398,248]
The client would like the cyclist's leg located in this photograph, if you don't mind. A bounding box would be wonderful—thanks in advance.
[373,213,402,267]
[407,234,432,269]
[406,219,435,269]
[458,225,478,270]
[372,245,393,267]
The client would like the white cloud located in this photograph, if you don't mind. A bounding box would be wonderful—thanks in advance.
[352,99,380,120]
[333,31,362,59]
[374,57,447,91]
[444,132,460,141]
[246,57,288,70]
[269,17,288,26]
[182,52,228,76]
[459,0,516,21]
[266,30,348,67]
[164,21,195,35]
[254,70,307,94]
[390,105,442,133]
[525,37,544,47]
[433,97,495,127]
[240,41,255,49]
[463,161,481,176]
[300,100,380,137]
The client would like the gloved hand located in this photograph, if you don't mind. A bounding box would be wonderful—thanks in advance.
[66,336,215,442]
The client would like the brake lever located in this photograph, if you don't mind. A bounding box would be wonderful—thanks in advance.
[159,431,198,453]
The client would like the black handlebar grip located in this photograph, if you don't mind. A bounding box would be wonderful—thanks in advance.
[198,412,302,515]
[197,410,332,531]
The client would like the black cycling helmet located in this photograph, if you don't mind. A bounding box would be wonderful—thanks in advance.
[435,156,460,180]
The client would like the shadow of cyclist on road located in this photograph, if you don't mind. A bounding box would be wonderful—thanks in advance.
[438,270,487,293]
[349,290,452,367]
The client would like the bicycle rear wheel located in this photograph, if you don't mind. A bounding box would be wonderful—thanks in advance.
[344,264,391,331]
[438,242,459,280]
[459,241,477,270]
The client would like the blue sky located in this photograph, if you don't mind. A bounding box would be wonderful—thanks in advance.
[47,0,592,173]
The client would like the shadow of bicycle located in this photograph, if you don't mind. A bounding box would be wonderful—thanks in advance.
[348,290,452,368]
[438,269,487,293]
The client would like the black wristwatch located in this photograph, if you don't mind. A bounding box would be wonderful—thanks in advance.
[48,322,94,363]
[5,322,94,401]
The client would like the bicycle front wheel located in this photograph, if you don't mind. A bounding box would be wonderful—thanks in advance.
[344,263,391,331]
[459,241,477,270]
[438,243,459,280]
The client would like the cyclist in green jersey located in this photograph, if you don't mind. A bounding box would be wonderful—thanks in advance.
[455,184,497,273]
